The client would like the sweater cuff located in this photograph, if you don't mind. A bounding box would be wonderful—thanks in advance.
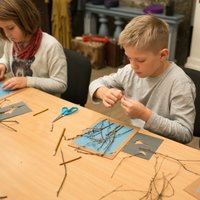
[144,112,157,130]
[27,76,35,87]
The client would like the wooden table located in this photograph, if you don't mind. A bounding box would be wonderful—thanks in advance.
[0,88,200,200]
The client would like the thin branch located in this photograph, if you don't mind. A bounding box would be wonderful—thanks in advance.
[0,121,18,132]
[98,185,123,200]
[56,149,67,197]
[111,155,133,178]
[0,196,7,199]
[33,108,49,116]
[59,156,82,165]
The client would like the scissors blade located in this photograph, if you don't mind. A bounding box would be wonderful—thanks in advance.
[52,114,63,123]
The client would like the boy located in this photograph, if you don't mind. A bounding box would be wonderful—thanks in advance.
[89,15,196,144]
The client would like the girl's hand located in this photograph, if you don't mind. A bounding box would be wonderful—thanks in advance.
[95,87,123,108]
[121,96,152,122]
[2,77,27,90]
[0,64,6,80]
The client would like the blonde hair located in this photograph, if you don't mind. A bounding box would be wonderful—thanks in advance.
[0,0,40,40]
[118,15,169,53]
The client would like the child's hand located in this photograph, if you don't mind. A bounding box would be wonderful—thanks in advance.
[2,77,27,90]
[102,88,123,107]
[0,64,6,80]
[121,96,152,122]
[96,87,123,108]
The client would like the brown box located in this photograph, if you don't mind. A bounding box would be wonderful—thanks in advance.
[71,38,106,69]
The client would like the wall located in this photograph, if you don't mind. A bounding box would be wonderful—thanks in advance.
[173,0,194,66]
[185,0,200,71]
[33,0,52,34]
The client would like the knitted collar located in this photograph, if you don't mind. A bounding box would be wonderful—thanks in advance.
[13,28,43,60]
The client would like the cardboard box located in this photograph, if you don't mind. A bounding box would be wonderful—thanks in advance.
[71,38,106,69]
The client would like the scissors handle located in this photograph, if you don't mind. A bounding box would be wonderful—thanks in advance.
[62,106,78,115]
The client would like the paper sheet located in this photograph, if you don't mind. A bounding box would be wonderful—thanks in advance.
[123,132,163,160]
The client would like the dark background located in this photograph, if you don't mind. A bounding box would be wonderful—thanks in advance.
[32,0,194,67]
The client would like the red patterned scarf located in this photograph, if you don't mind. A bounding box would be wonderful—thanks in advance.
[13,28,43,60]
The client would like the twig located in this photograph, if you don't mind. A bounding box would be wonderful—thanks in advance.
[1,120,19,124]
[57,149,67,197]
[0,196,7,199]
[33,108,49,116]
[53,128,66,156]
[66,119,110,141]
[109,148,200,200]
[111,155,133,178]
[139,156,177,200]
[141,147,200,176]
[59,156,82,165]
[50,123,54,132]
[0,98,9,106]
[98,185,123,200]
[66,133,84,141]
[0,121,17,132]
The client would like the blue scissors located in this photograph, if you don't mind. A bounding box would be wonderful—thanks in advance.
[52,106,78,123]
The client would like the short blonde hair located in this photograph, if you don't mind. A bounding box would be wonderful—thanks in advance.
[118,15,169,53]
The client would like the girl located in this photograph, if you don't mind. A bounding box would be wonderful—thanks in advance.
[0,0,67,96]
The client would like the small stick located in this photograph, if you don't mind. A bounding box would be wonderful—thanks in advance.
[50,123,54,132]
[0,196,8,199]
[1,120,19,124]
[59,156,82,165]
[53,128,66,156]
[57,149,67,196]
[0,122,17,132]
[33,108,49,116]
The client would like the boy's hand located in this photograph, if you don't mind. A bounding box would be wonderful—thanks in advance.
[121,96,152,122]
[95,87,123,108]
[2,77,27,90]
[0,64,6,80]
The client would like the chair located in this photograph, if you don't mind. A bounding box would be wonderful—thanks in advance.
[61,48,92,107]
[183,67,200,147]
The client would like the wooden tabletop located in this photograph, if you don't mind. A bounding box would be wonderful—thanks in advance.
[0,88,200,200]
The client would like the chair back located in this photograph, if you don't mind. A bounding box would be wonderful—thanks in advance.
[61,49,92,107]
[183,67,200,138]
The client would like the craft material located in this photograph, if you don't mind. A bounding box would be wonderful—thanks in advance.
[0,82,12,98]
[53,128,66,156]
[0,101,32,121]
[71,118,139,159]
[59,156,82,166]
[33,108,49,116]
[123,132,163,160]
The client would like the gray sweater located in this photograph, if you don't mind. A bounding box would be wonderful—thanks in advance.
[89,62,196,144]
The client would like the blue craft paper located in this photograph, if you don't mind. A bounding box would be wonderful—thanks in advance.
[197,187,200,193]
[0,82,12,97]
[74,120,133,155]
